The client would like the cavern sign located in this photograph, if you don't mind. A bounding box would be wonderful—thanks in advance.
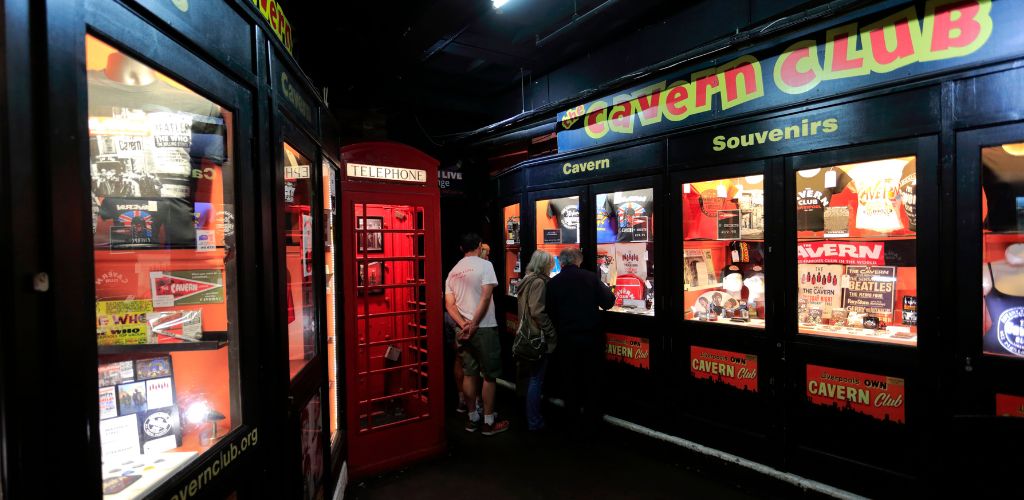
[557,0,1009,151]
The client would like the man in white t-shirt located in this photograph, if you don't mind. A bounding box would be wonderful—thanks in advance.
[445,233,510,436]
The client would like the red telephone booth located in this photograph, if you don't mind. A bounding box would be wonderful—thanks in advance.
[340,142,445,478]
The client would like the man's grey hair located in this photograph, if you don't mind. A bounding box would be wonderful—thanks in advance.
[525,249,554,274]
[558,247,584,268]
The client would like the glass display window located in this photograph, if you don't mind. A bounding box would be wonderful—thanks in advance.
[682,175,766,328]
[283,143,318,378]
[982,142,1024,359]
[323,160,340,443]
[794,157,918,345]
[503,203,522,296]
[88,34,241,494]
[595,188,655,316]
[535,196,580,277]
[353,203,430,431]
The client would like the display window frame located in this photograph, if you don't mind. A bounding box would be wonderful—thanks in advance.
[38,0,265,496]
[589,175,663,319]
[784,136,938,361]
[496,192,527,300]
[671,161,777,341]
[954,122,1024,415]
[526,185,591,276]
[273,111,334,498]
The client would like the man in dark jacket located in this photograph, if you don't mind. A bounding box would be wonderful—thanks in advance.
[546,247,615,434]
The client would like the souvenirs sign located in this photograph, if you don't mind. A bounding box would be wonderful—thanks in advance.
[557,0,1010,151]
[690,346,758,392]
[150,270,225,307]
[844,265,896,321]
[605,333,650,370]
[806,364,905,423]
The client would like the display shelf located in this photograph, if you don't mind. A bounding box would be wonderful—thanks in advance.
[687,317,767,328]
[607,306,654,316]
[98,340,228,355]
[102,451,197,499]
[684,282,724,291]
[798,325,917,346]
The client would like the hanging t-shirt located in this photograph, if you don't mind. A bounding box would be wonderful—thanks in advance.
[596,195,617,244]
[899,160,917,232]
[614,190,652,243]
[546,197,579,244]
[97,197,197,249]
[683,180,738,240]
[796,168,852,232]
[845,161,906,234]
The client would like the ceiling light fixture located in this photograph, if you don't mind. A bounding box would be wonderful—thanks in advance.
[492,0,510,9]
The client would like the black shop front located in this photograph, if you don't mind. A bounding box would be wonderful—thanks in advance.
[487,0,1024,496]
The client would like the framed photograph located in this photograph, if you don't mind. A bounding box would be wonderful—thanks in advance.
[358,261,385,295]
[358,216,384,253]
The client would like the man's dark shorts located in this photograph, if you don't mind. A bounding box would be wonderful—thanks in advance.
[459,327,502,380]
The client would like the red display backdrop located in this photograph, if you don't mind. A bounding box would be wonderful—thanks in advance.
[605,333,650,369]
[689,346,758,392]
[806,364,905,423]
[995,393,1024,418]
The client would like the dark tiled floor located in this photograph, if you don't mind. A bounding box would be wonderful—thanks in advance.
[346,403,830,500]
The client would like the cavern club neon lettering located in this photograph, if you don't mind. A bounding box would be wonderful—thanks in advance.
[557,0,995,149]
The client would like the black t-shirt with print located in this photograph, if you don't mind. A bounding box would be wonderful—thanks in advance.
[796,169,852,232]
[97,197,196,248]
[547,197,580,244]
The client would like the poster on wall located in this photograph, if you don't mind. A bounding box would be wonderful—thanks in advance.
[96,299,153,345]
[683,249,716,289]
[149,270,225,307]
[605,333,650,370]
[690,346,758,392]
[843,265,896,322]
[806,364,905,423]
[996,394,1024,418]
[797,264,844,311]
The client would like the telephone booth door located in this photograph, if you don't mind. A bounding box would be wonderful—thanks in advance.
[340,168,444,477]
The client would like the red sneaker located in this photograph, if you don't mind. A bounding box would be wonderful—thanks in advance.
[481,419,510,436]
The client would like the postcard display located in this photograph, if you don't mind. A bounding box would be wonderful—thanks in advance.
[87,35,239,492]
[597,188,655,315]
[503,204,522,296]
[683,175,767,328]
[794,158,918,345]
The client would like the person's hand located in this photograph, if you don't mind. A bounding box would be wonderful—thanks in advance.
[459,322,479,340]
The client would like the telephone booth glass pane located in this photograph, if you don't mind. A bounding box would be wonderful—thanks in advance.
[595,188,654,316]
[503,203,521,296]
[535,196,580,277]
[283,143,318,377]
[982,143,1024,359]
[794,157,918,345]
[88,34,242,495]
[354,203,430,431]
[682,176,766,328]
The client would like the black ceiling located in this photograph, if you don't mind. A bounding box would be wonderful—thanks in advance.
[286,0,694,138]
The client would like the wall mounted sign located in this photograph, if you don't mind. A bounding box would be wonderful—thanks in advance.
[346,163,427,184]
[690,346,758,392]
[528,141,661,186]
[806,364,905,423]
[558,0,1010,152]
[605,333,650,370]
[251,0,293,53]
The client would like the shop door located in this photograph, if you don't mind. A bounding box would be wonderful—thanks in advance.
[342,190,443,477]
[950,123,1024,494]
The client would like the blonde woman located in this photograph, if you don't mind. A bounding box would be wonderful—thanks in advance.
[515,249,557,431]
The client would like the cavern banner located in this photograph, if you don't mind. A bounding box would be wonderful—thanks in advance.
[690,346,758,392]
[806,364,906,423]
[606,333,650,370]
[557,0,1016,152]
